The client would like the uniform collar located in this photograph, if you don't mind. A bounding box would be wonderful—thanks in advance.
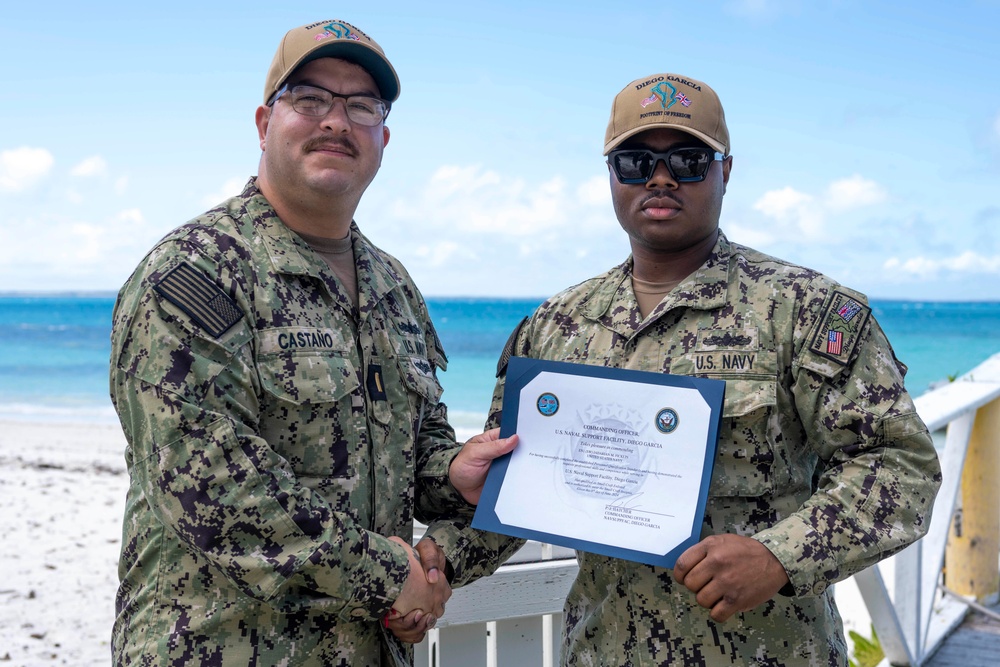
[580,232,734,333]
[241,178,403,316]
[242,178,328,278]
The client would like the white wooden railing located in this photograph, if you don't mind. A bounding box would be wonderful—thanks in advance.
[859,352,1000,666]
[414,353,1000,667]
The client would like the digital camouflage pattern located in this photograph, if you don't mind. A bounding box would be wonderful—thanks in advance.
[488,232,941,667]
[110,179,515,666]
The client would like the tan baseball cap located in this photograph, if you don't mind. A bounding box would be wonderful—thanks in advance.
[604,73,729,155]
[263,20,400,105]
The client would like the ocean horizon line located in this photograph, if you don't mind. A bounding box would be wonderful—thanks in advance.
[2,291,1000,305]
[4,293,1000,422]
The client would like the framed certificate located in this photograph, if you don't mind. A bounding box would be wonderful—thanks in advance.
[472,357,725,568]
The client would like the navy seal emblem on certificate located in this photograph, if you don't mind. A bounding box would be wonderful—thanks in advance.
[472,357,725,569]
[655,407,679,433]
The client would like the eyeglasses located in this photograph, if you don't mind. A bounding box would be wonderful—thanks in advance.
[270,84,391,127]
[607,147,725,184]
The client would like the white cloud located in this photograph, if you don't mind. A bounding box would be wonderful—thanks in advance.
[723,222,777,248]
[358,164,625,296]
[60,210,144,262]
[0,207,151,275]
[389,164,604,237]
[824,175,887,211]
[66,222,107,262]
[884,251,1000,278]
[426,165,502,201]
[410,240,470,267]
[754,186,813,218]
[752,186,824,236]
[0,147,54,192]
[114,176,129,196]
[576,176,610,207]
[752,176,888,240]
[116,208,145,224]
[70,155,108,178]
[202,177,247,207]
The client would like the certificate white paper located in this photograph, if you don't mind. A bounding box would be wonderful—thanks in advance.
[472,357,724,568]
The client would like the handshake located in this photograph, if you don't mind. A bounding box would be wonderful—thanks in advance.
[384,537,453,644]
[386,428,519,644]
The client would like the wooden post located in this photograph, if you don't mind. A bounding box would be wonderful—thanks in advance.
[946,397,1000,603]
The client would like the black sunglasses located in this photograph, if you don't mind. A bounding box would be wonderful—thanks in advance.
[607,147,725,184]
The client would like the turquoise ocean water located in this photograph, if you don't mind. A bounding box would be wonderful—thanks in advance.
[1,295,999,432]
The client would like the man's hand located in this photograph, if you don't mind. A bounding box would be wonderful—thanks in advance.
[413,538,448,587]
[386,607,435,644]
[672,533,790,623]
[385,539,451,643]
[449,428,519,505]
[388,537,451,619]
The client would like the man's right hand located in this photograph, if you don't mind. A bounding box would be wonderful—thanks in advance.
[672,533,790,622]
[449,428,519,505]
[388,536,451,621]
[385,538,451,643]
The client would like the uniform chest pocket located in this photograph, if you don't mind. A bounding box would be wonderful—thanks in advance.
[397,354,442,404]
[708,376,779,498]
[257,351,360,405]
[256,351,361,478]
[365,352,443,428]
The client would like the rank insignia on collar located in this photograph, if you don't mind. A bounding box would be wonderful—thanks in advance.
[808,290,871,365]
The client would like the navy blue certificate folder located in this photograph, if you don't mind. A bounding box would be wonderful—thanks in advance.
[472,356,725,569]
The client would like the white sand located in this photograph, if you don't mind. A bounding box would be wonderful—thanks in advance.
[1,420,128,666]
[0,420,876,665]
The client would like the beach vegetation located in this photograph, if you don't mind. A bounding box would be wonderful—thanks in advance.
[848,624,884,667]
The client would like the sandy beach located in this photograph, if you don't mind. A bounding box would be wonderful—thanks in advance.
[1,420,127,666]
[0,419,878,666]
[0,421,490,666]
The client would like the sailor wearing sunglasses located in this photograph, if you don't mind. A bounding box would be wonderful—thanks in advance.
[488,73,940,666]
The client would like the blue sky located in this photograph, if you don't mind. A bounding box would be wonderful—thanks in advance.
[2,1,998,299]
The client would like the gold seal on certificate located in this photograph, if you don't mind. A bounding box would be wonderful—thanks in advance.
[472,357,725,568]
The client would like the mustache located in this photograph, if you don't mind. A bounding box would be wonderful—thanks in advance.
[640,190,682,206]
[303,137,357,155]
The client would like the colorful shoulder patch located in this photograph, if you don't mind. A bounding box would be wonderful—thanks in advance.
[808,290,871,365]
[153,262,244,338]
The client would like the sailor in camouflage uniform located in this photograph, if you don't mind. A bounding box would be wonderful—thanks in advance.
[110,20,518,666]
[488,74,942,666]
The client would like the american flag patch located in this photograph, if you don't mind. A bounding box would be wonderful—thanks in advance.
[153,262,243,338]
[827,330,843,355]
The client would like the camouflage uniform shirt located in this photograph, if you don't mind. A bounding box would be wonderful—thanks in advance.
[110,179,510,666]
[488,232,941,667]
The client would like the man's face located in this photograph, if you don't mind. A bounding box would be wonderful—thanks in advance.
[609,128,731,255]
[255,57,390,205]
